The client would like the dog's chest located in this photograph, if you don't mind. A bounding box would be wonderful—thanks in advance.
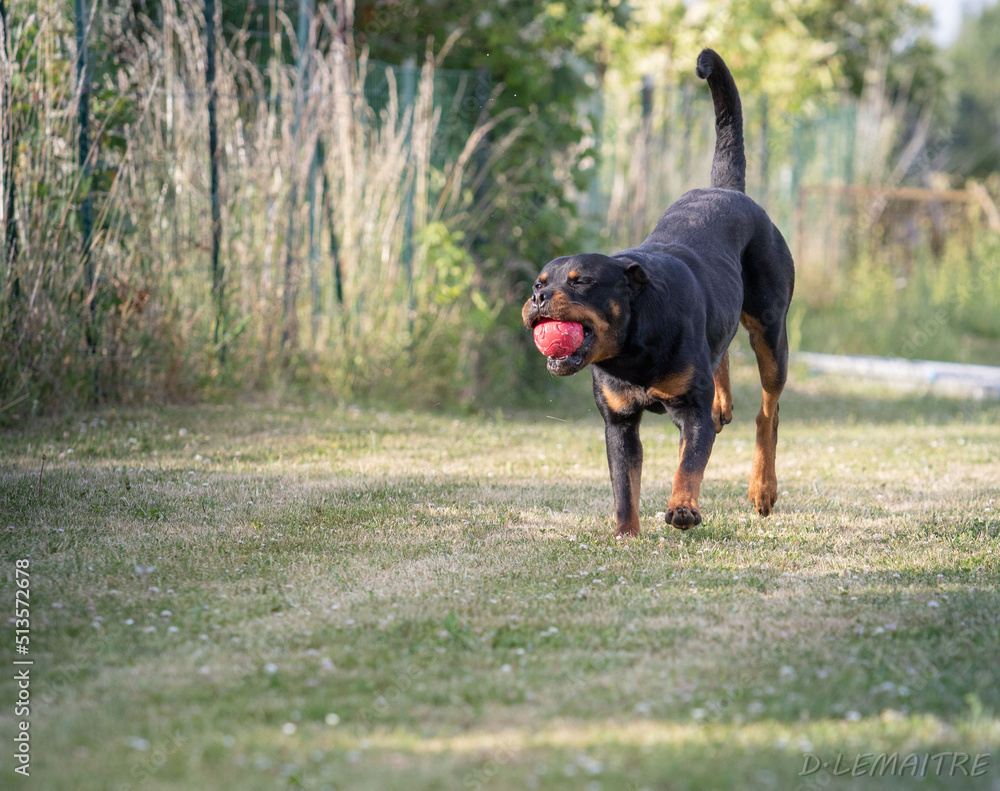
[602,368,693,414]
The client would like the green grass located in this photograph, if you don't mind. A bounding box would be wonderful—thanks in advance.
[1,360,999,790]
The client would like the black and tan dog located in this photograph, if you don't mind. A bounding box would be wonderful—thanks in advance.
[522,49,794,536]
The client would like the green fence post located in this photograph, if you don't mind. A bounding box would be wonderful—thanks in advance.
[401,57,416,311]
[759,94,769,211]
[74,0,93,307]
[74,0,99,396]
[0,0,17,268]
[204,0,224,362]
[299,0,321,350]
[281,0,313,359]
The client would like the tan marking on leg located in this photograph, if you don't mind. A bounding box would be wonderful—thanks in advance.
[712,350,733,433]
[601,385,636,414]
[666,466,704,530]
[617,462,642,537]
[648,365,695,401]
[741,312,778,385]
[748,389,780,516]
[742,312,784,516]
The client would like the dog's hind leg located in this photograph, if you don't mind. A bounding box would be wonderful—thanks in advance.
[741,310,788,516]
[712,350,733,433]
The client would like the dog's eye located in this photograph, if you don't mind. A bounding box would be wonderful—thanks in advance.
[574,276,595,286]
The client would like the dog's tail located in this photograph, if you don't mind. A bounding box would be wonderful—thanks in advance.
[696,49,745,193]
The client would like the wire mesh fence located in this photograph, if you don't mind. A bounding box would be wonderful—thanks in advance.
[0,0,494,410]
[3,1,1000,413]
[584,78,999,291]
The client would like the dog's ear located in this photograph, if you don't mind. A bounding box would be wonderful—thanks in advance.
[625,262,648,293]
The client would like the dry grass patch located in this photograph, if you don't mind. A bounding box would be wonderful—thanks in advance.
[1,368,999,789]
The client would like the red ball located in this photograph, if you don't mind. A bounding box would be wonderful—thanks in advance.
[533,320,584,357]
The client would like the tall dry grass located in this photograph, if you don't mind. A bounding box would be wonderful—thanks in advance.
[0,0,518,415]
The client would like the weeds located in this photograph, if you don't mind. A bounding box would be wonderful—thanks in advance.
[1,0,516,414]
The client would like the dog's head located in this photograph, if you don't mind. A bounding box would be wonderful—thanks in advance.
[522,253,648,376]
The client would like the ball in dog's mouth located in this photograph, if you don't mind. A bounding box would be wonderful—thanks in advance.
[533,320,585,359]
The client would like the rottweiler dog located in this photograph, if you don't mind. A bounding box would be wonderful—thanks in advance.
[522,49,795,536]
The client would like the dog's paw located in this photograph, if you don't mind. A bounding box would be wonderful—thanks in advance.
[712,401,732,434]
[615,515,641,538]
[748,474,778,516]
[665,499,701,530]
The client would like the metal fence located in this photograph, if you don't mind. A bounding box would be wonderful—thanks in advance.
[584,79,999,280]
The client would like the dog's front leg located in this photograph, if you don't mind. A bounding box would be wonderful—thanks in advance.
[666,405,716,529]
[603,412,643,537]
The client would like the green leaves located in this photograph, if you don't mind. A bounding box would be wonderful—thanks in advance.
[418,221,474,306]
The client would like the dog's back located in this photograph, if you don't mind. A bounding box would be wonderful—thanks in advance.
[618,49,794,355]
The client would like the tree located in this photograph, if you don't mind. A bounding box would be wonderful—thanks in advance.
[797,0,937,99]
[602,0,941,118]
[948,2,1000,177]
[355,0,630,270]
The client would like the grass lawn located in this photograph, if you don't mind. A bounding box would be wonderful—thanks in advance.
[2,357,999,790]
